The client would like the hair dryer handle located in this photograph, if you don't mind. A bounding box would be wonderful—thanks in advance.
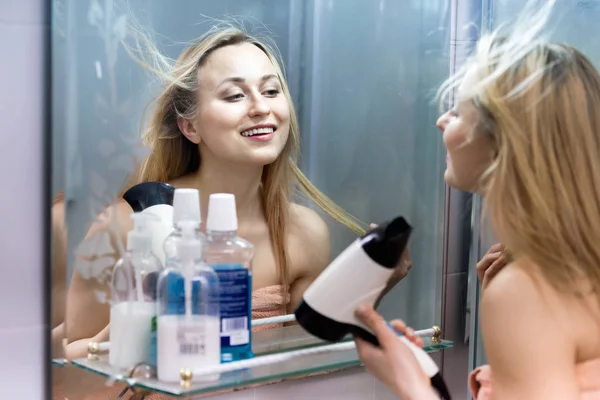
[398,336,439,377]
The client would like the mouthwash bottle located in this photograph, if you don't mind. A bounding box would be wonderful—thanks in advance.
[204,193,255,362]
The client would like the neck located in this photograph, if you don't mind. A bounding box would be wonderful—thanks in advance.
[193,156,264,226]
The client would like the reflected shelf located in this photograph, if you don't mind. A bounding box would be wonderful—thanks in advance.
[67,324,453,397]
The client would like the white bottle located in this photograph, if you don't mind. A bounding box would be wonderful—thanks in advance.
[148,188,205,367]
[156,220,221,383]
[109,213,163,370]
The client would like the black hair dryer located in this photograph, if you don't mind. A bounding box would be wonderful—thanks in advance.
[294,216,451,400]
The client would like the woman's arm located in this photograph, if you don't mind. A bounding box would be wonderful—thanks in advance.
[51,202,68,329]
[480,262,580,400]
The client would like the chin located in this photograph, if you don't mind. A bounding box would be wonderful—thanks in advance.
[246,148,285,166]
[445,172,478,193]
[444,170,463,191]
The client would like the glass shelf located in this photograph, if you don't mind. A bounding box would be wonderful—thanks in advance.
[70,325,453,397]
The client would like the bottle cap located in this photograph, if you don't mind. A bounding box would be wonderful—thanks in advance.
[127,213,156,253]
[172,188,201,227]
[206,193,237,232]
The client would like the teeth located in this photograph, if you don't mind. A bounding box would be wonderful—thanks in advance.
[241,127,274,137]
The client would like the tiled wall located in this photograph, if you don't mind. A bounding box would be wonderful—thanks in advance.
[0,0,49,398]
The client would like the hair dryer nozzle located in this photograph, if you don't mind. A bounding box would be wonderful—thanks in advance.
[122,182,175,212]
[361,216,412,269]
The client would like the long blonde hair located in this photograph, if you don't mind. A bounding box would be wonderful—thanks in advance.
[125,23,365,296]
[439,1,600,305]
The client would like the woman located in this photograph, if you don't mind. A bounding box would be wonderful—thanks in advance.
[56,22,404,400]
[354,20,600,400]
[63,23,368,359]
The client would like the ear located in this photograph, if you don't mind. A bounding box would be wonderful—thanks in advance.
[177,116,201,144]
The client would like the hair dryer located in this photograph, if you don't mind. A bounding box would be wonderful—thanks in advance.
[122,182,175,267]
[294,216,451,400]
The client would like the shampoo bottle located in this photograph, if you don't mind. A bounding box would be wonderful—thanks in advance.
[156,220,220,383]
[148,188,204,367]
[109,213,163,370]
[203,193,255,363]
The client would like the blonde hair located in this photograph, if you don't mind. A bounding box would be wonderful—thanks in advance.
[125,23,365,297]
[439,0,600,304]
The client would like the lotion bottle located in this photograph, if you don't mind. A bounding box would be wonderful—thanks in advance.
[156,220,220,383]
[148,188,204,367]
[109,213,163,370]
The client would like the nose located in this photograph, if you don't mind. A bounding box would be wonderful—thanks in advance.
[436,111,450,131]
[248,93,271,117]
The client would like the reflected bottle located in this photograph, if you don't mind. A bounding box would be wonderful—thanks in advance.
[148,188,204,367]
[203,193,255,363]
[156,220,220,383]
[109,213,163,370]
[163,188,206,266]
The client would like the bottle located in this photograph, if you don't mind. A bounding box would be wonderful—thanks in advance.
[163,188,205,266]
[109,213,163,370]
[203,193,255,363]
[148,188,204,367]
[156,220,220,383]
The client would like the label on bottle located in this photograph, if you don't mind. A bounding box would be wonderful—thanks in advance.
[177,324,206,356]
[147,315,158,366]
[212,264,251,348]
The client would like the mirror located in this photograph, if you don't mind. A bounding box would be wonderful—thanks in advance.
[51,0,450,397]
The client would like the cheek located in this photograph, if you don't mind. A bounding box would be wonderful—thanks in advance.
[198,103,243,133]
[271,98,290,122]
[443,124,469,152]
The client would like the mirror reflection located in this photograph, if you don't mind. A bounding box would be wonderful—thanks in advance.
[51,0,449,397]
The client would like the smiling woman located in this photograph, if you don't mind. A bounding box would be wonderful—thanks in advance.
[62,23,367,371]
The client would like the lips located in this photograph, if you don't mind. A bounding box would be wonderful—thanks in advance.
[241,127,275,137]
[240,124,277,138]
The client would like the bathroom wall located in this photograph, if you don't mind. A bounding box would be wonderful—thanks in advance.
[0,0,49,398]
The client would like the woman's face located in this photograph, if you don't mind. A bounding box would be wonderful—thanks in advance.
[436,68,496,193]
[184,42,291,167]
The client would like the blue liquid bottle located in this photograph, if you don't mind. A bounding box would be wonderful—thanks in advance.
[203,193,255,362]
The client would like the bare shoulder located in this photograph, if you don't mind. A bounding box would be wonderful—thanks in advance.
[481,259,563,330]
[86,200,134,244]
[482,259,573,323]
[289,204,330,242]
[287,204,331,276]
[479,260,584,398]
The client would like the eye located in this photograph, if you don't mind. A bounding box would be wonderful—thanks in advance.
[263,89,280,97]
[225,93,245,102]
[448,108,459,118]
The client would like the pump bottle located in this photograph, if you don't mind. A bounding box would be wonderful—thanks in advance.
[109,213,163,370]
[156,220,220,383]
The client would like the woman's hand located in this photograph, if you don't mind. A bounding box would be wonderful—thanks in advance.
[476,243,507,289]
[353,305,438,400]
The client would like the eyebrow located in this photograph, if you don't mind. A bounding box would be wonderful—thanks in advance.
[217,74,279,88]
